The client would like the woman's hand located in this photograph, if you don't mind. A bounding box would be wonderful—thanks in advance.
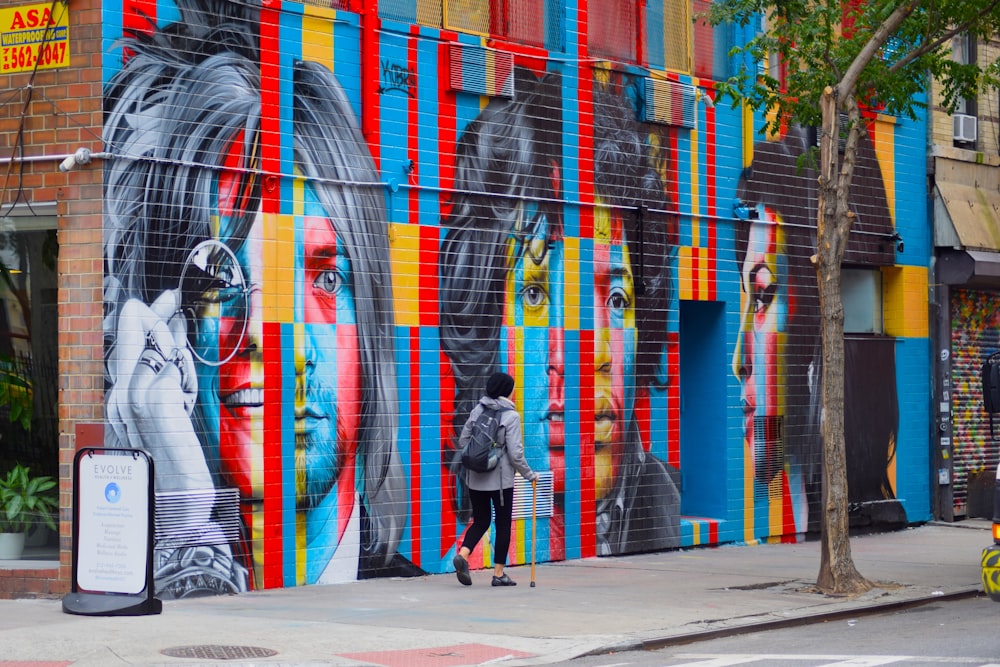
[106,291,212,494]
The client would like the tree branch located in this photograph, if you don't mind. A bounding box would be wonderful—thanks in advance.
[888,0,1000,74]
[839,1,920,98]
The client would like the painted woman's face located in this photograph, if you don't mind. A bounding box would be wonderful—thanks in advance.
[732,207,789,484]
[193,170,265,503]
[593,208,637,501]
[297,183,362,509]
[504,205,565,494]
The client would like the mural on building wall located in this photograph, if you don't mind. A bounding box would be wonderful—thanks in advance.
[439,69,680,567]
[733,125,900,538]
[95,0,925,597]
[102,0,420,597]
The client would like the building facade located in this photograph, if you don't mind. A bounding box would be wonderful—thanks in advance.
[930,34,1000,523]
[0,0,932,598]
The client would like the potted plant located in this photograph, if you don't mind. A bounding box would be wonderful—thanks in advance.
[0,463,57,559]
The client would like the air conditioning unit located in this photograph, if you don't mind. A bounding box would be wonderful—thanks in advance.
[953,113,978,143]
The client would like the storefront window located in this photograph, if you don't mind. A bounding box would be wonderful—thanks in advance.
[0,210,59,556]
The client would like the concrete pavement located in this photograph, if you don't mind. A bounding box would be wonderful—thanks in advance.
[0,520,990,666]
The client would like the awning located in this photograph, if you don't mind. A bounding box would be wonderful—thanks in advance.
[938,247,1000,287]
[935,180,1000,251]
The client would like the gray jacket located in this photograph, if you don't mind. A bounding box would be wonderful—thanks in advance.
[460,395,537,491]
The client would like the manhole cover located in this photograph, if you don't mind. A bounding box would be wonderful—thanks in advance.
[161,645,279,660]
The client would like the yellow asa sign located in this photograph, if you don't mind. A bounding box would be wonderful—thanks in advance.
[0,2,70,74]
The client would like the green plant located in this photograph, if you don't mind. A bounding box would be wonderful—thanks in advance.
[0,355,32,432]
[0,463,57,534]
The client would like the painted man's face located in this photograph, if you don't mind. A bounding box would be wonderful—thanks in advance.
[593,208,637,501]
[297,183,362,509]
[732,207,789,484]
[504,204,565,495]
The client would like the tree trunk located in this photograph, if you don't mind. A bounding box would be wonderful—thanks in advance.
[814,86,872,596]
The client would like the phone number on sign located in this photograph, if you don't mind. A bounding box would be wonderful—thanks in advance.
[2,41,67,72]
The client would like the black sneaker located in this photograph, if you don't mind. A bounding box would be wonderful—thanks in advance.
[453,554,472,586]
[491,573,517,587]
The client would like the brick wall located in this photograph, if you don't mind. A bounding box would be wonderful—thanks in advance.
[0,0,103,599]
[0,565,65,599]
[929,36,1000,153]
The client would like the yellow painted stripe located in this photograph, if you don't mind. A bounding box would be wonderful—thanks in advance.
[388,223,421,328]
[485,47,494,97]
[263,210,295,323]
[678,246,693,301]
[883,265,929,338]
[743,102,754,169]
[768,471,783,536]
[691,124,700,247]
[873,118,896,227]
[678,246,713,301]
[565,237,580,331]
[301,6,335,68]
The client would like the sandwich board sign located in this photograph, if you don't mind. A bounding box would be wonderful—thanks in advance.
[62,447,161,616]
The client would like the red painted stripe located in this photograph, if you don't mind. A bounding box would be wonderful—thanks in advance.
[259,5,281,213]
[503,42,549,64]
[262,321,283,589]
[439,347,457,562]
[257,6,282,590]
[636,0,646,66]
[407,328,421,568]
[667,333,680,469]
[438,39,458,213]
[635,388,651,452]
[120,0,156,64]
[578,329,596,558]
[673,83,684,126]
[447,43,462,92]
[419,226,439,327]
[577,95,594,238]
[122,0,156,39]
[493,52,513,97]
[781,471,797,539]
[704,97,717,300]
[692,247,700,301]
[576,0,593,238]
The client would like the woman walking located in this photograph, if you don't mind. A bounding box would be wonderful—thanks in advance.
[453,372,538,586]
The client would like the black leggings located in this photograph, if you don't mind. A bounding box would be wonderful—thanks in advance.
[462,487,514,566]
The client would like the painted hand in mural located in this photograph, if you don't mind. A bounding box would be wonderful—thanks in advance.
[106,290,213,505]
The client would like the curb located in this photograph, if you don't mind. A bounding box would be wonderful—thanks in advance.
[583,587,984,656]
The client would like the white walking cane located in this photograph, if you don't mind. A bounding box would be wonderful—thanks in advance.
[530,477,537,587]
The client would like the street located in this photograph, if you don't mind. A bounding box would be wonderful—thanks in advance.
[557,594,1000,667]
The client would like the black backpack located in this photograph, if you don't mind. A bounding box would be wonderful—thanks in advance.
[460,406,510,473]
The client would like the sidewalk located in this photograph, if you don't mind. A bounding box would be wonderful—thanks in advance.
[0,520,990,667]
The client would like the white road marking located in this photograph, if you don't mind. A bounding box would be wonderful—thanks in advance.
[671,655,991,665]
[814,659,911,666]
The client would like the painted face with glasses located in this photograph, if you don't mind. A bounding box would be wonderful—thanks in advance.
[185,167,267,506]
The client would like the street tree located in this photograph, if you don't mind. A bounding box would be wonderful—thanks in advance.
[704,0,1000,595]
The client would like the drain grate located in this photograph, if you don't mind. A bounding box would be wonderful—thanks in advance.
[161,644,279,660]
